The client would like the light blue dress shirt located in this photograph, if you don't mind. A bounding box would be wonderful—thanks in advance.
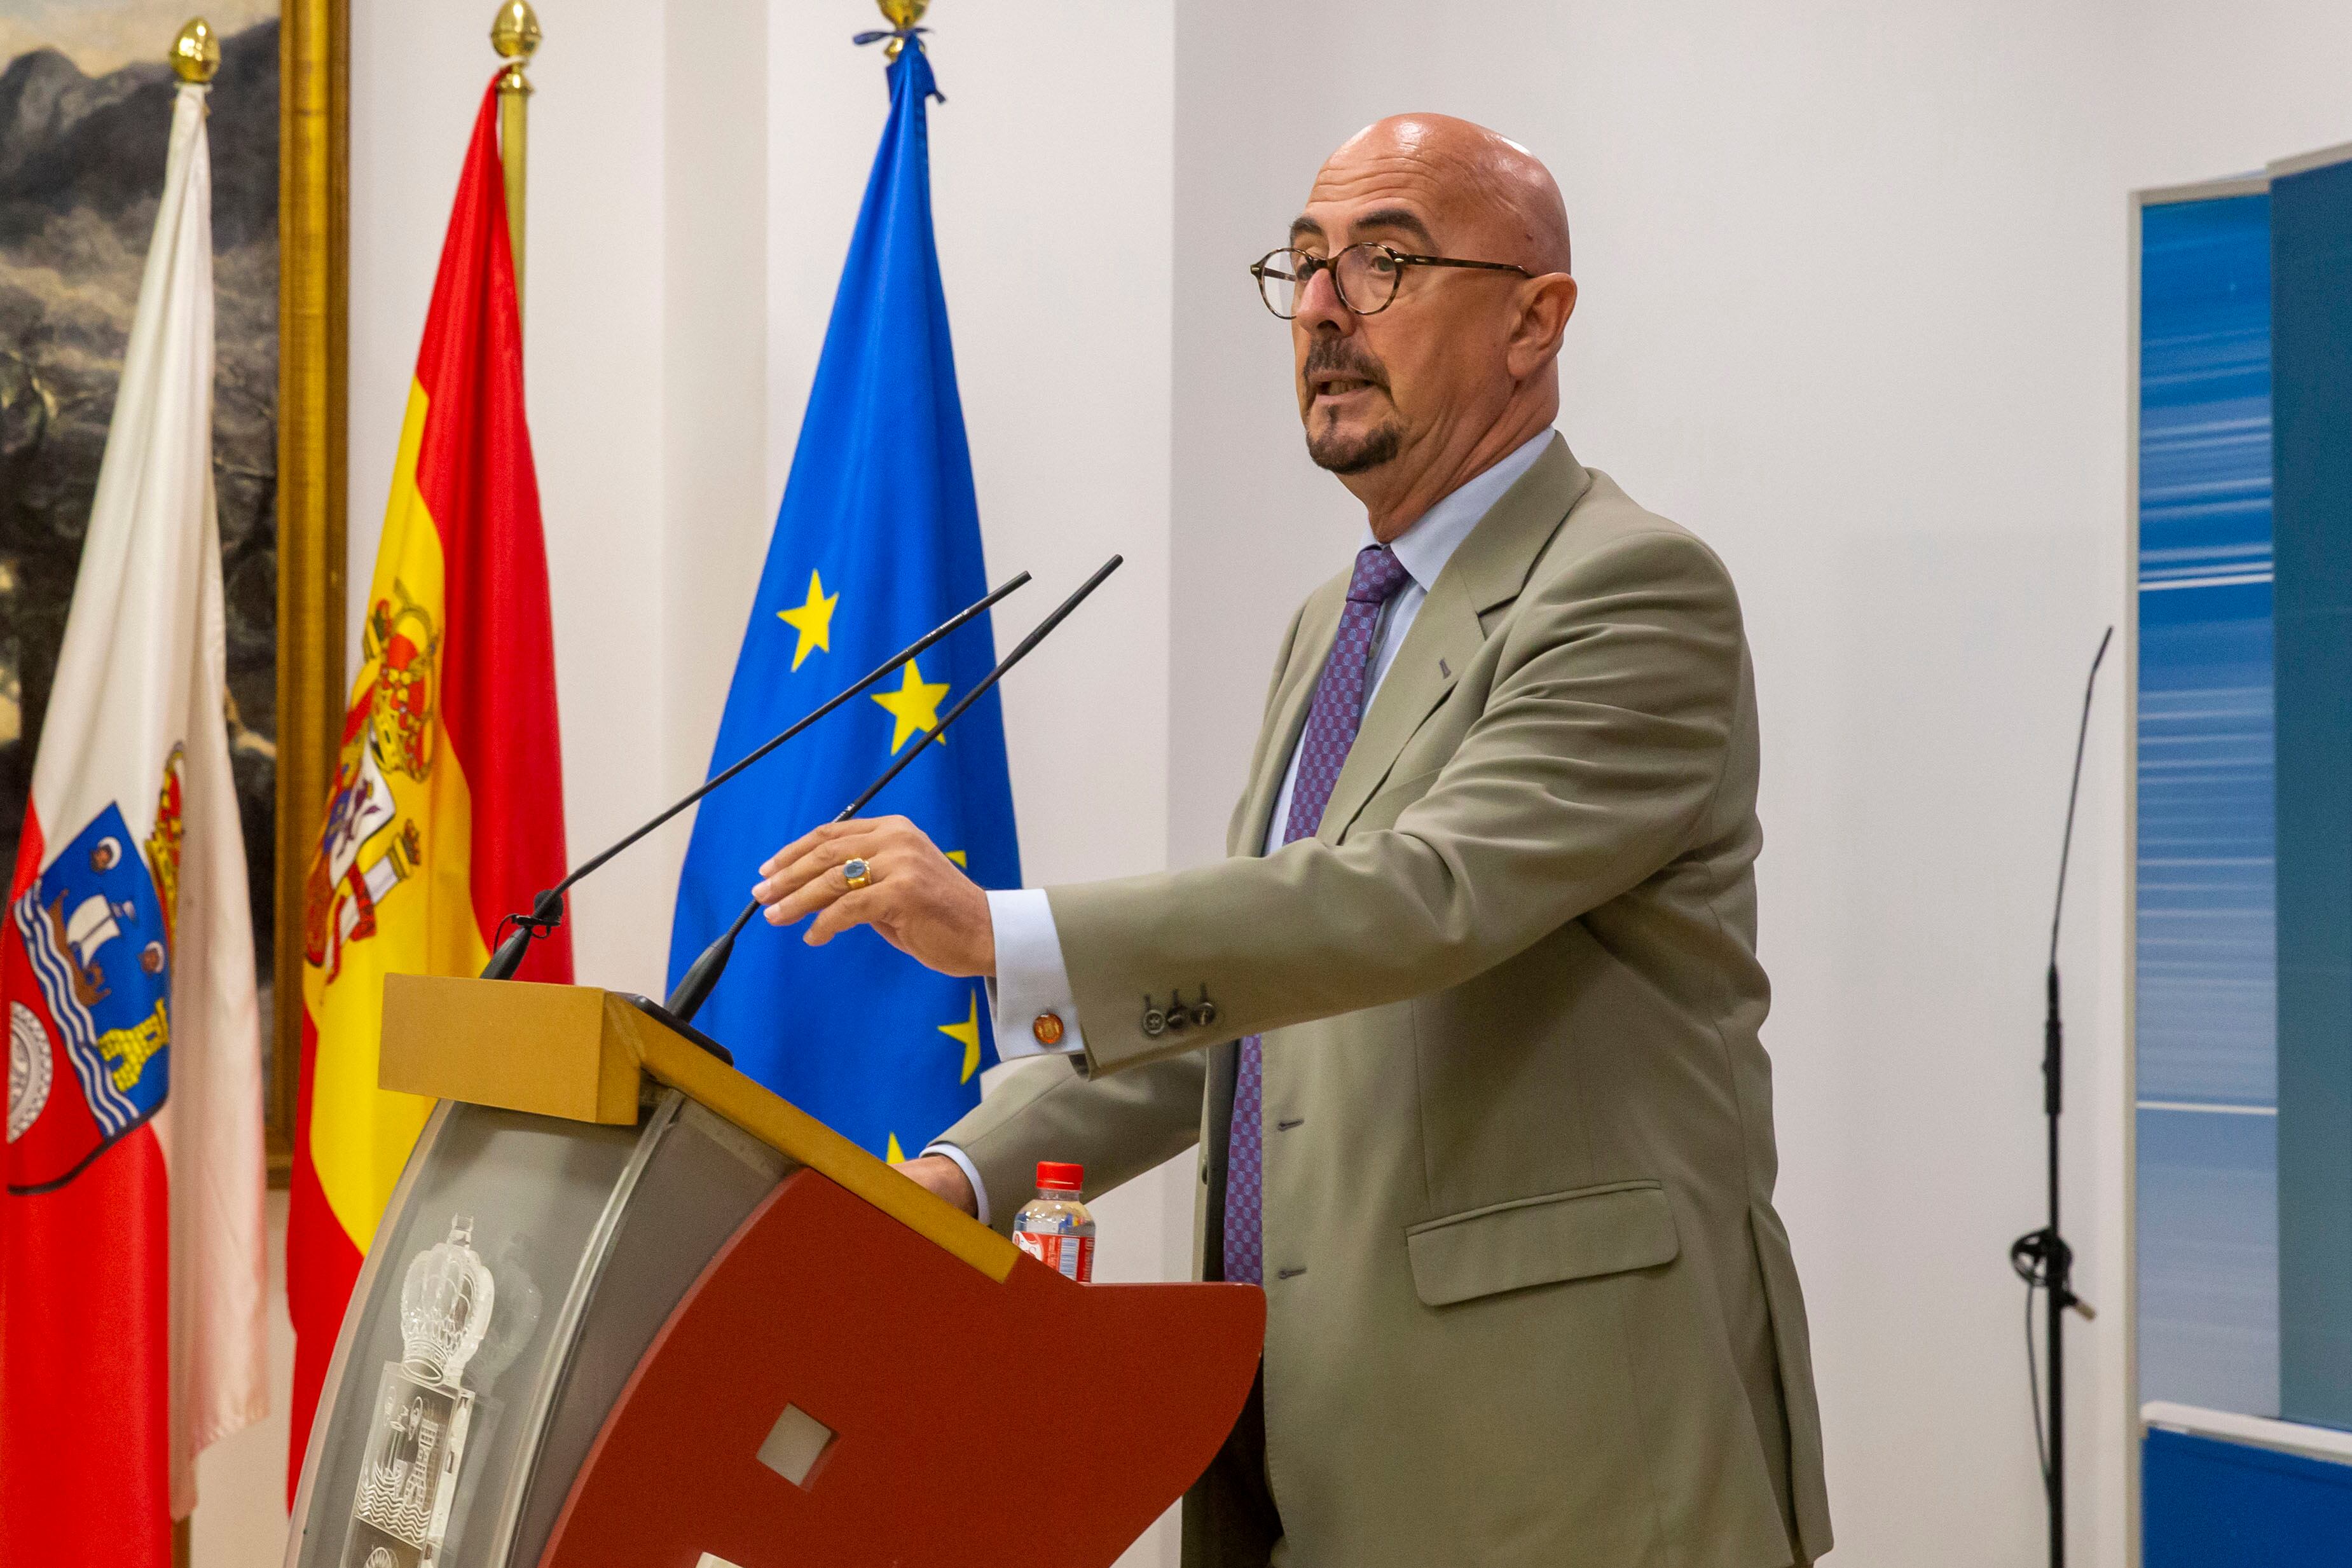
[929,429,1556,1222]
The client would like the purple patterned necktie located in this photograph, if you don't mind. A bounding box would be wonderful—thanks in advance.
[1223,543,1413,1286]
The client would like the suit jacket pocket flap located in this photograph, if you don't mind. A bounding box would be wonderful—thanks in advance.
[1406,1180,1679,1307]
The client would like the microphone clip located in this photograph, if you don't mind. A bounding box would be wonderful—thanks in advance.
[496,903,561,946]
[482,889,565,981]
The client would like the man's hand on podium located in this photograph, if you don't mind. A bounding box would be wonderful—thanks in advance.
[895,1152,980,1218]
[753,816,996,978]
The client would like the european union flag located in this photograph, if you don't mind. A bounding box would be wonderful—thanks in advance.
[667,39,1017,1157]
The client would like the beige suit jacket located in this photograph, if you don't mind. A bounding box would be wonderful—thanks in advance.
[937,437,1832,1568]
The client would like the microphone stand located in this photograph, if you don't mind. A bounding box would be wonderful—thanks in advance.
[477,572,1031,982]
[2010,625,2111,1568]
[665,553,1125,1023]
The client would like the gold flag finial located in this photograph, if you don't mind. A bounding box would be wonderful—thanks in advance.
[170,17,221,83]
[491,1,542,65]
[876,0,929,62]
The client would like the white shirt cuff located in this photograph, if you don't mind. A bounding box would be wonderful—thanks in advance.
[919,1140,991,1229]
[984,888,1085,1061]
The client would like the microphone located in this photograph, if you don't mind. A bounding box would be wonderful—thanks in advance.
[479,572,1033,982]
[664,553,1125,1024]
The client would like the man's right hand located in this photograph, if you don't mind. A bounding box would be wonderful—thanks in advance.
[895,1152,979,1218]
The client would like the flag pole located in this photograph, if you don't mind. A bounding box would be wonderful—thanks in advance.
[490,0,539,324]
[171,29,223,1568]
[166,25,222,1568]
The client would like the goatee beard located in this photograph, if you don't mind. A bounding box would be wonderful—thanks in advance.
[1308,418,1403,475]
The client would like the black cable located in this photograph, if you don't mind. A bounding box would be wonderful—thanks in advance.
[2049,628,2112,966]
[2024,1272,2049,1487]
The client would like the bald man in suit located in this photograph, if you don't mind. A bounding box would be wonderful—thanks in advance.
[754,114,1831,1568]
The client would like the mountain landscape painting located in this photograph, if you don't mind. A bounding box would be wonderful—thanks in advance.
[0,2,281,1015]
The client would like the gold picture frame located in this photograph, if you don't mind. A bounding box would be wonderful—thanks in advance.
[271,0,348,1177]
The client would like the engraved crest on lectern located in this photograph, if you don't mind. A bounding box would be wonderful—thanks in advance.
[341,1217,495,1568]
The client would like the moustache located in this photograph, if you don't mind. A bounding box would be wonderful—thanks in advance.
[1302,338,1388,389]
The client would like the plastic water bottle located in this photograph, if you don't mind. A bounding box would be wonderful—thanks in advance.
[1014,1161,1095,1281]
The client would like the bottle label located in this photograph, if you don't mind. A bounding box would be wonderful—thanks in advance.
[1015,1230,1094,1283]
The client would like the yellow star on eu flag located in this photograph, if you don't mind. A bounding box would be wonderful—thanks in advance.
[886,1132,906,1164]
[871,657,951,753]
[775,569,838,671]
[939,990,982,1085]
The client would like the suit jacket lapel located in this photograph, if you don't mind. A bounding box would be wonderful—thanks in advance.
[1316,436,1593,844]
[1448,434,1592,620]
[1232,579,1345,856]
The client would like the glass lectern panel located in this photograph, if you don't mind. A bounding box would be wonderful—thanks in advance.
[287,1089,800,1568]
[287,1099,645,1568]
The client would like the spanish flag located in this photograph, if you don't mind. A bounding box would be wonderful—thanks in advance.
[285,74,570,1492]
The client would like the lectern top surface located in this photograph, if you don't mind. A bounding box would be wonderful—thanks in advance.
[379,974,1021,1281]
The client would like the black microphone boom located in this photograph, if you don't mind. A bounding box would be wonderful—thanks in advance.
[2009,624,2111,1568]
[477,572,1033,982]
[664,553,1125,1024]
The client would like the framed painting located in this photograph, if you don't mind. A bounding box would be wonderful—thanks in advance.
[0,0,347,1174]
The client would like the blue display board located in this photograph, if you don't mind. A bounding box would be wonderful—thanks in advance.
[2136,188,2280,1419]
[2271,151,2352,1429]
[2143,1427,2352,1568]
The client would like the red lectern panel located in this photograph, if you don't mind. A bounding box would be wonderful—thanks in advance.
[537,1167,1264,1568]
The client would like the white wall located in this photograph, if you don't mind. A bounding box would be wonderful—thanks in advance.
[663,0,771,813]
[2116,3,2352,191]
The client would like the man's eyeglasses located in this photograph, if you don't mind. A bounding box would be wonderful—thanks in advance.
[1249,242,1532,320]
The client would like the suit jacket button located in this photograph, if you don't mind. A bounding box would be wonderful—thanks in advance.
[1191,1000,1218,1028]
[1032,1012,1065,1047]
[1141,1000,1167,1037]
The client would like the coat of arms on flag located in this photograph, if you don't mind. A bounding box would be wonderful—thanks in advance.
[5,762,184,1192]
[304,589,438,983]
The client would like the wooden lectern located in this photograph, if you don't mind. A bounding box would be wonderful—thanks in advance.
[283,976,1264,1568]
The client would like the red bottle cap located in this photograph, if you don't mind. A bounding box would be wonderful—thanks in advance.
[1036,1161,1084,1192]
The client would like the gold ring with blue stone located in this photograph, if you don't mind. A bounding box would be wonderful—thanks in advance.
[841,856,873,891]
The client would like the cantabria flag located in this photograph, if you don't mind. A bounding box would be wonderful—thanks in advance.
[285,73,571,1492]
[0,79,266,1564]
